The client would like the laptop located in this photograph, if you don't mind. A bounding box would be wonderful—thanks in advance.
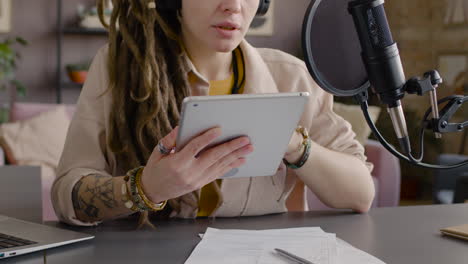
[0,166,94,259]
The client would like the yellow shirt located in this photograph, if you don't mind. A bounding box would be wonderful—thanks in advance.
[197,48,244,217]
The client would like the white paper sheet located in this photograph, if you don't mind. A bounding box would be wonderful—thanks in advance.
[185,227,385,264]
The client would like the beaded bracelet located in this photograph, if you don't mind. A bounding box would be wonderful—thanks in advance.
[124,166,167,212]
[127,166,151,211]
[283,126,311,169]
[121,180,144,212]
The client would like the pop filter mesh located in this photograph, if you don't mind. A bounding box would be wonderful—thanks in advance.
[302,0,369,96]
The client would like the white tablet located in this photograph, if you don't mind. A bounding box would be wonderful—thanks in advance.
[176,92,310,178]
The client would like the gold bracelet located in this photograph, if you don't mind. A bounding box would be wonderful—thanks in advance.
[296,126,309,146]
[283,126,311,169]
[135,168,167,211]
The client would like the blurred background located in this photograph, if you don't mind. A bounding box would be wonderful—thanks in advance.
[0,0,466,213]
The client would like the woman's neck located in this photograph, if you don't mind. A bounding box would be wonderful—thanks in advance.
[185,46,233,81]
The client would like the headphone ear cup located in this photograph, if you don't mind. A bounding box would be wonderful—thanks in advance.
[256,0,271,16]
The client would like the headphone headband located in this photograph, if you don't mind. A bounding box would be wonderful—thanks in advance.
[157,0,270,16]
[256,0,270,16]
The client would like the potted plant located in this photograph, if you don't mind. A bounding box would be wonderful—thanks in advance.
[78,2,112,29]
[66,62,90,84]
[0,37,28,123]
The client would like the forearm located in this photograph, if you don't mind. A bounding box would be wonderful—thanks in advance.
[72,175,135,223]
[286,140,375,212]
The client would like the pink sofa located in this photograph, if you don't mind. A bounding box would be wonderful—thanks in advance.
[1,102,401,221]
[3,103,76,221]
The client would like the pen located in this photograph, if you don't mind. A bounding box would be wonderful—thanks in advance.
[274,248,316,264]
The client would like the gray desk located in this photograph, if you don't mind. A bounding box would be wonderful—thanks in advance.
[5,204,468,264]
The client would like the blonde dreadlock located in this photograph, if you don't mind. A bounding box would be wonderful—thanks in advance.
[97,0,192,227]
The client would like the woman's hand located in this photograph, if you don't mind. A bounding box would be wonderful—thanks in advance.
[140,127,254,203]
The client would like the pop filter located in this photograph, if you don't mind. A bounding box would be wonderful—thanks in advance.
[302,0,370,97]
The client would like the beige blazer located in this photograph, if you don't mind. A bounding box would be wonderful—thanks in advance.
[51,40,372,226]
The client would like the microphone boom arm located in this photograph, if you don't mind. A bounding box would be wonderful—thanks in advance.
[356,91,468,170]
[354,70,468,170]
[430,95,468,134]
[403,69,467,134]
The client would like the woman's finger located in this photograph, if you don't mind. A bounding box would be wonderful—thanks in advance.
[203,144,253,176]
[149,126,179,163]
[178,127,222,161]
[196,136,250,170]
[215,158,247,179]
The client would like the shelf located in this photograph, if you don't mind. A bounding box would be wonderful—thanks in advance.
[57,0,108,103]
[61,81,83,89]
[62,27,108,35]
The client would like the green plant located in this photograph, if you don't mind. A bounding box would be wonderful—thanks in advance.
[66,62,90,72]
[0,37,28,97]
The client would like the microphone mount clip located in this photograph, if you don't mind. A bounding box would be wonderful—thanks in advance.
[404,70,442,96]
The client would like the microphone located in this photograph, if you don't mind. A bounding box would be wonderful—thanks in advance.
[301,0,468,169]
[347,0,411,153]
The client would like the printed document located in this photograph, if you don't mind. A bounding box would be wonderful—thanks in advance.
[185,227,385,264]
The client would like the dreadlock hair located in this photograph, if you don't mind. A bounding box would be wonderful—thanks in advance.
[97,0,191,228]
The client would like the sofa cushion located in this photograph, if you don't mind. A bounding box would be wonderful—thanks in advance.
[333,102,381,146]
[0,105,70,167]
[9,102,75,121]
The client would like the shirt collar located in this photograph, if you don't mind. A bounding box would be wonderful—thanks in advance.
[239,40,278,94]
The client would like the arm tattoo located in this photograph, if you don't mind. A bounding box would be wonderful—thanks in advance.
[72,175,118,219]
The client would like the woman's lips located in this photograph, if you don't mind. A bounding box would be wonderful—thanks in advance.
[213,22,239,38]
[213,25,239,38]
[215,22,240,30]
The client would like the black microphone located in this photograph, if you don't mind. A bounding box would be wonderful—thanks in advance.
[348,0,411,153]
[302,0,468,169]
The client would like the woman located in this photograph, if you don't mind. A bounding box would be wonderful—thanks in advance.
[51,0,375,227]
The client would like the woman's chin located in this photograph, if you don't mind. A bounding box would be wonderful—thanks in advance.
[213,41,242,53]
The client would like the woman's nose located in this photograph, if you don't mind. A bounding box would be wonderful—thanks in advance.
[220,0,242,14]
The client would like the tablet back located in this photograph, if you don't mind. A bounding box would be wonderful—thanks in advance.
[177,92,309,178]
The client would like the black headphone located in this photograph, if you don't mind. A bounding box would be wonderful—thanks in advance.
[158,0,271,16]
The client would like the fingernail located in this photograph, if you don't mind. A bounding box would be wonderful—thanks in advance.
[247,145,254,153]
[212,128,222,137]
[240,138,250,145]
